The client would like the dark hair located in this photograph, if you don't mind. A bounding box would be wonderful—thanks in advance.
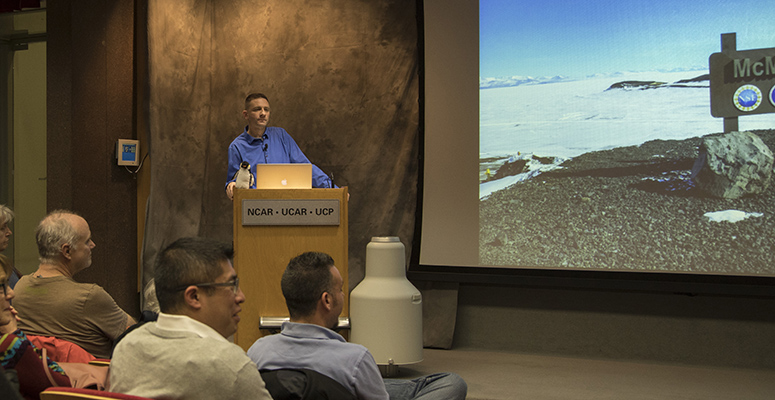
[281,252,335,319]
[245,93,269,110]
[154,237,234,313]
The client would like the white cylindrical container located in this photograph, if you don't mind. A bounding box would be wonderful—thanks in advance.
[350,236,423,367]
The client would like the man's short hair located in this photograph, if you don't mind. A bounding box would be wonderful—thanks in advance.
[245,92,269,110]
[281,252,335,319]
[35,210,82,264]
[0,204,13,226]
[154,237,234,313]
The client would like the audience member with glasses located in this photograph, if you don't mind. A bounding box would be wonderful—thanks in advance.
[1,254,72,400]
[0,205,22,289]
[0,205,12,255]
[109,237,272,400]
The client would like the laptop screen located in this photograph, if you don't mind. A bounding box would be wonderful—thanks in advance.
[254,163,313,189]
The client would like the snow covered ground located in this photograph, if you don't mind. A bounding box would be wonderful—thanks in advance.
[479,70,775,200]
[704,209,764,223]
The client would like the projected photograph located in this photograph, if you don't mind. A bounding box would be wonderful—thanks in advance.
[478,0,775,275]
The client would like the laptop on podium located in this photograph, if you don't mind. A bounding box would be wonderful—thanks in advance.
[254,163,313,189]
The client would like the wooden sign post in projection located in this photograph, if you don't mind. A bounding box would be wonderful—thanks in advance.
[709,32,775,133]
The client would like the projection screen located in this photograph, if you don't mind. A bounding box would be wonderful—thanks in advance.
[418,0,775,278]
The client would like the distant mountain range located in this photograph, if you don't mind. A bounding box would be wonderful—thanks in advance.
[480,68,708,90]
[479,75,571,89]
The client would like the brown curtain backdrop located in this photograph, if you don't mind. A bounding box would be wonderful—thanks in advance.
[141,0,461,345]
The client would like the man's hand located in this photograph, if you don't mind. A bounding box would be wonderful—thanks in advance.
[226,182,237,201]
[0,305,19,334]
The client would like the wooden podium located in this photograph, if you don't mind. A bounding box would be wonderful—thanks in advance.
[232,188,348,351]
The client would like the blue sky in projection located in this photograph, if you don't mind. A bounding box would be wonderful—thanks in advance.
[480,0,775,78]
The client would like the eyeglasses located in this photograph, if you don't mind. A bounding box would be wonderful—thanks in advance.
[174,278,239,294]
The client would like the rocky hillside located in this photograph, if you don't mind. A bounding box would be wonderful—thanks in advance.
[480,130,775,275]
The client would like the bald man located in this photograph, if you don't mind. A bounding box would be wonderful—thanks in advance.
[13,210,135,358]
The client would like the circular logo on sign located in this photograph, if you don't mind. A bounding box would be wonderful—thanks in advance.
[733,84,762,112]
[770,85,775,107]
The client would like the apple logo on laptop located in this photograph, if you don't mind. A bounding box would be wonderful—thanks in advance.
[281,179,288,186]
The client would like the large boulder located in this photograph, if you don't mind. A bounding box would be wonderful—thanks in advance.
[691,131,774,199]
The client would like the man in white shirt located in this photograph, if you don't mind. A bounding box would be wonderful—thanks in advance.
[109,237,272,400]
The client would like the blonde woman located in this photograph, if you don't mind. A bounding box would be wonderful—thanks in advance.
[0,205,12,253]
[0,205,22,289]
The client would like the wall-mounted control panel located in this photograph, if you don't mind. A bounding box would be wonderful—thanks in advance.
[116,139,140,166]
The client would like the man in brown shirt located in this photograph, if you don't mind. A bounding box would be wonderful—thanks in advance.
[13,210,135,358]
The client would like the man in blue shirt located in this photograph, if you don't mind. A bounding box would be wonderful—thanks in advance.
[225,93,334,200]
[247,252,467,400]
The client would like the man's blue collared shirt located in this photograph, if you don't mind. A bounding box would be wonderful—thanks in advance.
[226,126,334,189]
[247,322,389,400]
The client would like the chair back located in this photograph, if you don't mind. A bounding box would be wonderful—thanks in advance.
[40,387,153,400]
[260,368,356,400]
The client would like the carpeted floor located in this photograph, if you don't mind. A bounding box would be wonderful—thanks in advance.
[389,348,775,399]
